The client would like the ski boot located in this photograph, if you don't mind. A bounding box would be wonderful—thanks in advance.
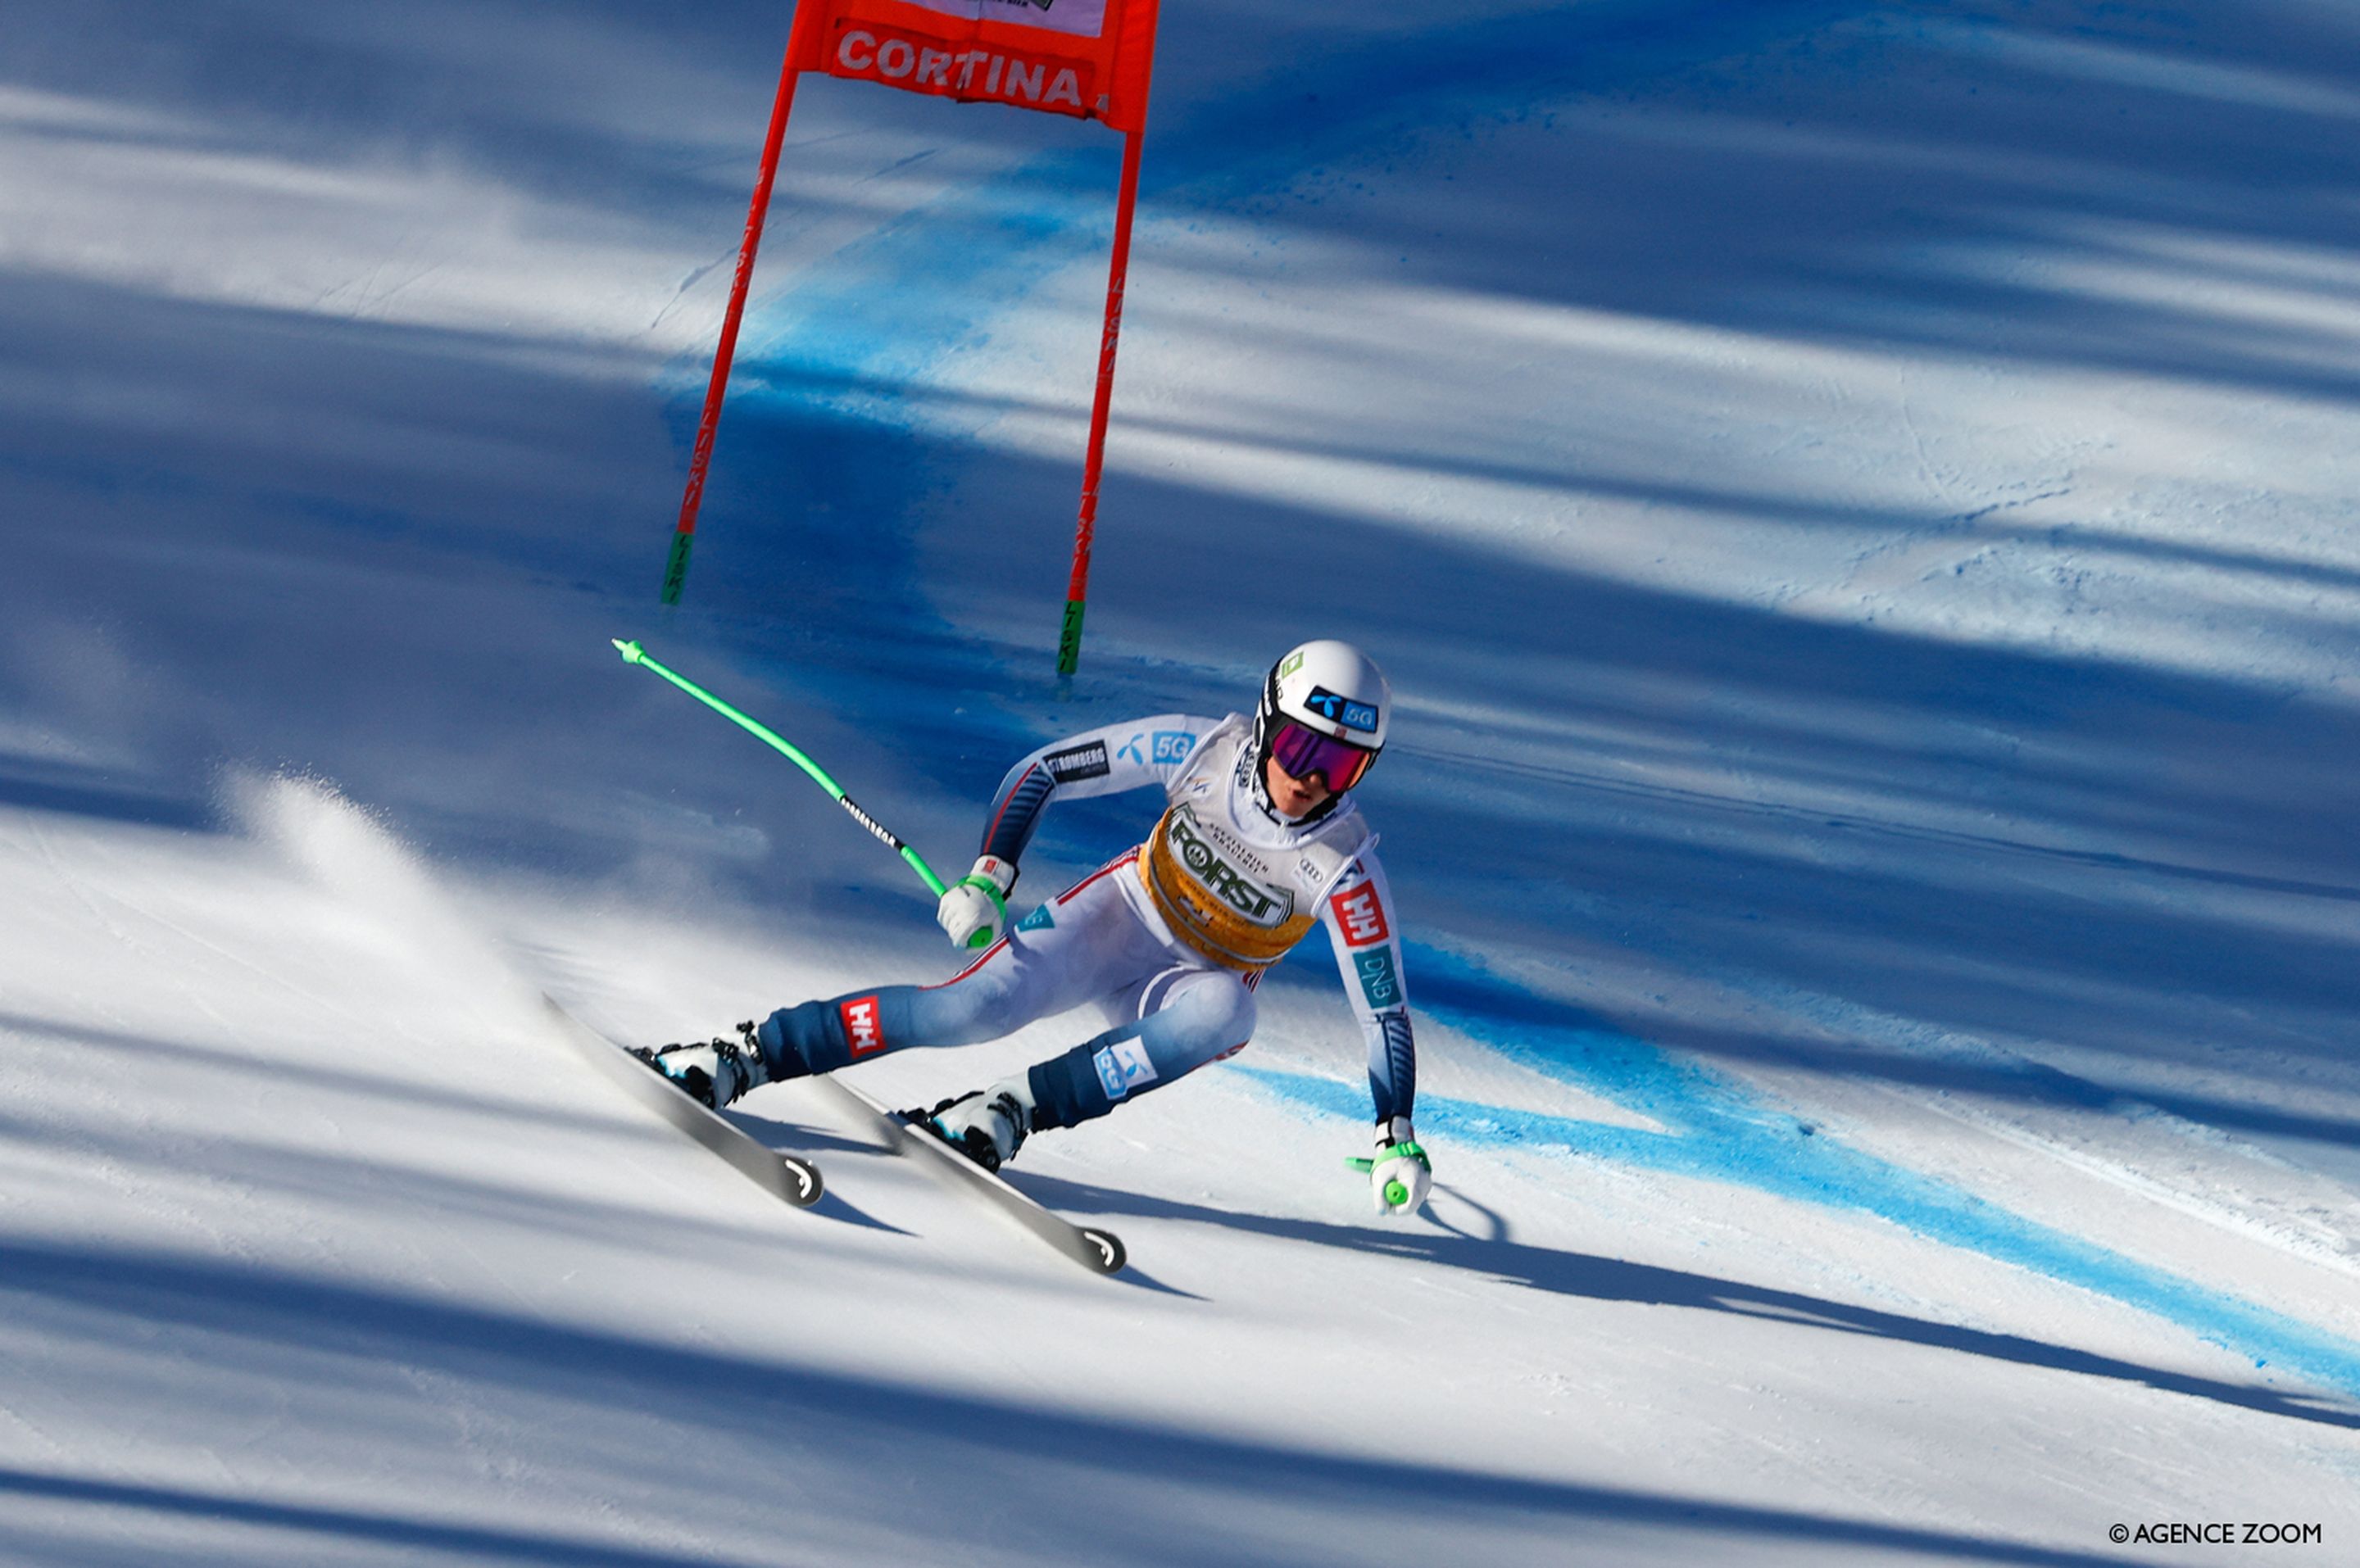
[633,1021,769,1111]
[919,1079,1034,1172]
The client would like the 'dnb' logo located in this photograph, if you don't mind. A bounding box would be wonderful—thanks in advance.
[1304,687,1379,733]
[1355,949,1400,1009]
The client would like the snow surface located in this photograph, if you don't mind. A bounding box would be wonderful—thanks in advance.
[3,1,2359,1562]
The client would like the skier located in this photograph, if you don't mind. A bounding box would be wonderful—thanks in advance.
[642,640,1432,1217]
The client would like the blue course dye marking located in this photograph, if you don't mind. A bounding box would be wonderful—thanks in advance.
[724,156,1110,431]
[1243,944,2360,1402]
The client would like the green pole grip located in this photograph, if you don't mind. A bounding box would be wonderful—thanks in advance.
[1348,1154,1413,1208]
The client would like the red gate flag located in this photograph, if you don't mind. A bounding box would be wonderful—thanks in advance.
[791,0,1161,132]
[662,0,1164,674]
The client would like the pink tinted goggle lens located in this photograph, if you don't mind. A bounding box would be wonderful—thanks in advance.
[1270,722,1376,791]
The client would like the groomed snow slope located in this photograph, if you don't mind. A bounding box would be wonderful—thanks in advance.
[3,2,2358,1564]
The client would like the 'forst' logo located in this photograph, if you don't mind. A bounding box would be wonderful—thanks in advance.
[839,996,887,1057]
[1329,883,1391,948]
[1166,804,1292,926]
[1303,686,1379,733]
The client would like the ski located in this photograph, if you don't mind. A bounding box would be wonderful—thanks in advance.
[543,995,824,1208]
[805,1075,1125,1275]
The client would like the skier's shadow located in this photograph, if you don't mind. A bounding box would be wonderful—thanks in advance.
[732,1109,1196,1293]
[726,1109,914,1236]
[724,1110,881,1161]
[1013,1174,2360,1434]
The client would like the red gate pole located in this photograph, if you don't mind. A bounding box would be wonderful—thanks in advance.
[661,20,814,607]
[1055,125,1147,675]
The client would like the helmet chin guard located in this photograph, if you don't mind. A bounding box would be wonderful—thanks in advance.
[1250,640,1391,824]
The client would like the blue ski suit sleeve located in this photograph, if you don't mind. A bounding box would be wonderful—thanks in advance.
[1316,847,1417,1126]
[978,715,1220,873]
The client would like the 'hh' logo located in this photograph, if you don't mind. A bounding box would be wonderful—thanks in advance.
[839,996,887,1057]
[1329,883,1391,947]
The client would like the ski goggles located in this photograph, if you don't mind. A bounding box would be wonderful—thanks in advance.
[1269,721,1377,792]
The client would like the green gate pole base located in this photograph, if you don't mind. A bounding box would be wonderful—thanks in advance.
[660,532,695,606]
[1055,598,1087,676]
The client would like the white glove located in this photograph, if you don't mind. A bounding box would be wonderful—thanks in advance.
[1365,1121,1432,1217]
[935,854,1015,949]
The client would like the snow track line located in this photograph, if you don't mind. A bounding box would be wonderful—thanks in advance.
[1908,1090,2360,1285]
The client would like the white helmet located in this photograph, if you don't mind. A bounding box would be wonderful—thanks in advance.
[1251,641,1391,813]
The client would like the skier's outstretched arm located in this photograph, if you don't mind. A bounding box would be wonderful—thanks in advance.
[1318,850,1431,1216]
[936,714,1216,947]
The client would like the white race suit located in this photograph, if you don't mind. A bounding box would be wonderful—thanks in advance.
[749,713,1418,1134]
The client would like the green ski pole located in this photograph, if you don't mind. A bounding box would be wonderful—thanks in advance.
[610,640,967,918]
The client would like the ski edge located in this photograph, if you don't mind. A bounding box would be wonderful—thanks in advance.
[803,1076,1125,1275]
[542,995,824,1208]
